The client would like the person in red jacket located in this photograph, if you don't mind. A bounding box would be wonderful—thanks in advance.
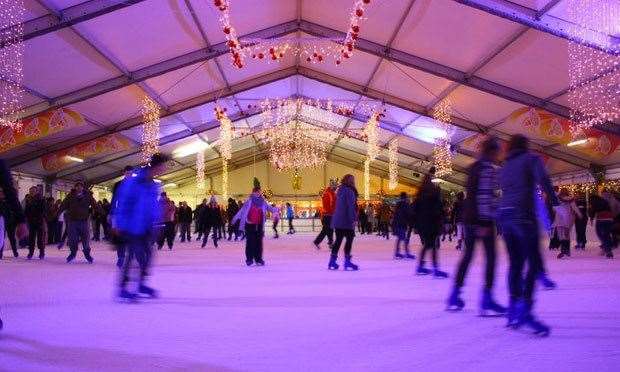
[313,179,337,249]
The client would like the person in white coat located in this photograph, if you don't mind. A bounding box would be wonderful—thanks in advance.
[554,189,582,259]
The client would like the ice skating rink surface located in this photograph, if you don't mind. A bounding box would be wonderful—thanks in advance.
[1,233,619,372]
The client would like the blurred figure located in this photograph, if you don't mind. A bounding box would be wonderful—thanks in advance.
[378,202,391,240]
[199,196,222,248]
[157,192,176,250]
[498,134,556,336]
[92,200,104,241]
[178,201,193,242]
[413,167,447,278]
[329,174,359,271]
[114,153,169,301]
[110,165,133,267]
[447,137,504,314]
[573,192,588,250]
[393,192,415,259]
[101,198,111,240]
[553,189,582,259]
[314,180,337,249]
[62,182,97,263]
[589,189,617,259]
[232,183,279,266]
[0,189,19,258]
[0,159,29,330]
[271,203,280,239]
[195,198,207,240]
[226,198,240,241]
[286,202,295,234]
[45,197,59,244]
[452,192,465,250]
[24,186,46,260]
[358,204,368,235]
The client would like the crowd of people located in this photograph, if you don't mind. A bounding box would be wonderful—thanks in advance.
[2,134,620,337]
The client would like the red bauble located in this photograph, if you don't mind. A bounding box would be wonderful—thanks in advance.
[228,40,236,48]
[306,57,312,62]
[344,53,350,58]
[269,47,275,54]
[356,8,363,17]
[313,52,318,57]
[351,25,360,33]
[279,52,284,57]
[336,60,341,65]
[258,53,264,59]
[271,55,277,60]
[219,6,227,11]
[214,0,222,6]
[363,0,370,3]
[223,27,231,34]
[347,44,353,52]
[352,34,358,40]
[317,55,324,62]
[252,54,256,59]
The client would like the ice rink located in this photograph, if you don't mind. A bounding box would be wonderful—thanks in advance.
[1,233,618,372]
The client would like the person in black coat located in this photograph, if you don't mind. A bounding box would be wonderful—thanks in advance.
[0,189,20,258]
[413,167,447,277]
[574,192,588,250]
[110,166,133,268]
[194,199,207,240]
[393,192,415,259]
[226,198,240,241]
[177,202,193,242]
[24,186,47,260]
[199,197,222,248]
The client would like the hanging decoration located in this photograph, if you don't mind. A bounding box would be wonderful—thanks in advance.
[196,151,205,189]
[363,158,370,200]
[215,106,233,160]
[558,180,620,194]
[432,99,453,177]
[364,111,380,161]
[566,0,620,137]
[140,97,160,163]
[214,0,373,68]
[291,169,302,191]
[222,159,229,201]
[0,0,25,130]
[388,139,398,190]
[41,134,131,172]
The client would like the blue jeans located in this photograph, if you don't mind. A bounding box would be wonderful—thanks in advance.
[500,218,543,304]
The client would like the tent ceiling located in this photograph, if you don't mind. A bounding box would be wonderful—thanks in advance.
[3,0,619,186]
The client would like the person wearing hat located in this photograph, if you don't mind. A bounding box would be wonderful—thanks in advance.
[313,179,337,249]
[61,181,97,263]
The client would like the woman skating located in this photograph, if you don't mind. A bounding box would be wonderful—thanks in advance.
[328,174,359,271]
[554,189,582,259]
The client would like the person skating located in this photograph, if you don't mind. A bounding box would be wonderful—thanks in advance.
[0,159,29,330]
[286,202,295,234]
[393,192,415,259]
[178,202,193,242]
[200,196,222,248]
[194,198,207,240]
[156,193,176,250]
[62,182,97,263]
[109,166,133,267]
[498,135,557,336]
[271,204,280,238]
[413,167,447,278]
[589,190,616,259]
[226,198,240,241]
[574,192,588,250]
[452,192,465,250]
[554,189,582,259]
[24,186,46,260]
[232,179,278,266]
[113,153,169,301]
[0,189,20,258]
[447,137,505,314]
[329,174,359,271]
[313,179,337,249]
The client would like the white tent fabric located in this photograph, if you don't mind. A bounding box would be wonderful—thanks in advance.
[2,0,619,188]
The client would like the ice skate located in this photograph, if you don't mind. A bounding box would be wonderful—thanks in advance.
[416,261,431,275]
[538,273,557,290]
[344,255,359,271]
[255,259,265,266]
[66,253,76,263]
[510,302,550,337]
[84,252,94,264]
[433,268,448,279]
[328,255,339,270]
[138,285,158,299]
[117,289,138,303]
[394,252,404,259]
[405,253,416,260]
[446,287,465,311]
[246,260,253,266]
[479,289,506,317]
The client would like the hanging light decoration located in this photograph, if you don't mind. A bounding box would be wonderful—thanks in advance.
[364,111,380,161]
[140,97,160,163]
[213,0,244,68]
[338,0,373,64]
[363,158,370,200]
[566,0,620,137]
[196,151,205,189]
[432,99,453,178]
[222,158,229,202]
[215,106,233,160]
[0,0,25,130]
[388,139,398,190]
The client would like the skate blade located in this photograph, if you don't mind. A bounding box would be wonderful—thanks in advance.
[478,311,505,318]
[445,306,464,312]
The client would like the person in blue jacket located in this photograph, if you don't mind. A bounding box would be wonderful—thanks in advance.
[285,202,295,234]
[329,174,360,271]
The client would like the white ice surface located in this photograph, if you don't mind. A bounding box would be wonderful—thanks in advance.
[1,232,619,372]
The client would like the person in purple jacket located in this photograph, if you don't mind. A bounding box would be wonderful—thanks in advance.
[329,174,359,271]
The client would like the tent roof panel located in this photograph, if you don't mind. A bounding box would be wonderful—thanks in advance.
[44,0,88,9]
[23,1,49,22]
[298,76,360,101]
[68,85,144,125]
[449,85,524,125]
[22,29,119,97]
[143,61,226,106]
[234,77,296,100]
[391,0,524,72]
[547,0,620,33]
[73,0,203,71]
[476,29,570,98]
[508,0,551,10]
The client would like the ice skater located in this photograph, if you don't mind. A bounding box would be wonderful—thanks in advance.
[447,137,505,314]
[313,179,336,249]
[413,167,448,278]
[328,174,359,271]
[232,179,278,266]
[271,204,280,239]
[200,196,222,248]
[498,135,557,336]
[113,153,169,301]
[286,202,295,234]
[62,182,97,263]
[157,192,176,250]
[109,166,133,267]
[393,192,415,260]
[553,189,582,259]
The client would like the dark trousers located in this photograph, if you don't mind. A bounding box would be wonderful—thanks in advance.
[27,222,45,256]
[331,228,354,257]
[201,224,219,246]
[47,221,59,244]
[157,222,175,249]
[272,219,279,238]
[359,218,368,234]
[114,235,126,263]
[419,232,439,267]
[287,218,295,234]
[93,219,102,241]
[595,220,614,254]
[314,215,333,245]
[502,219,542,304]
[394,226,410,254]
[245,224,264,262]
[5,221,18,256]
[228,221,240,240]
[59,222,68,244]
[455,225,496,290]
[68,220,91,256]
[119,233,153,289]
[575,220,587,246]
[179,222,191,242]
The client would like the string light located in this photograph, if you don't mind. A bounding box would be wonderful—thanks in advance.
[432,99,453,177]
[140,97,160,163]
[566,0,620,137]
[0,0,25,130]
[213,0,244,68]
[364,111,379,161]
[388,139,398,190]
[196,150,205,189]
[215,106,233,160]
[222,159,229,201]
[364,157,370,200]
